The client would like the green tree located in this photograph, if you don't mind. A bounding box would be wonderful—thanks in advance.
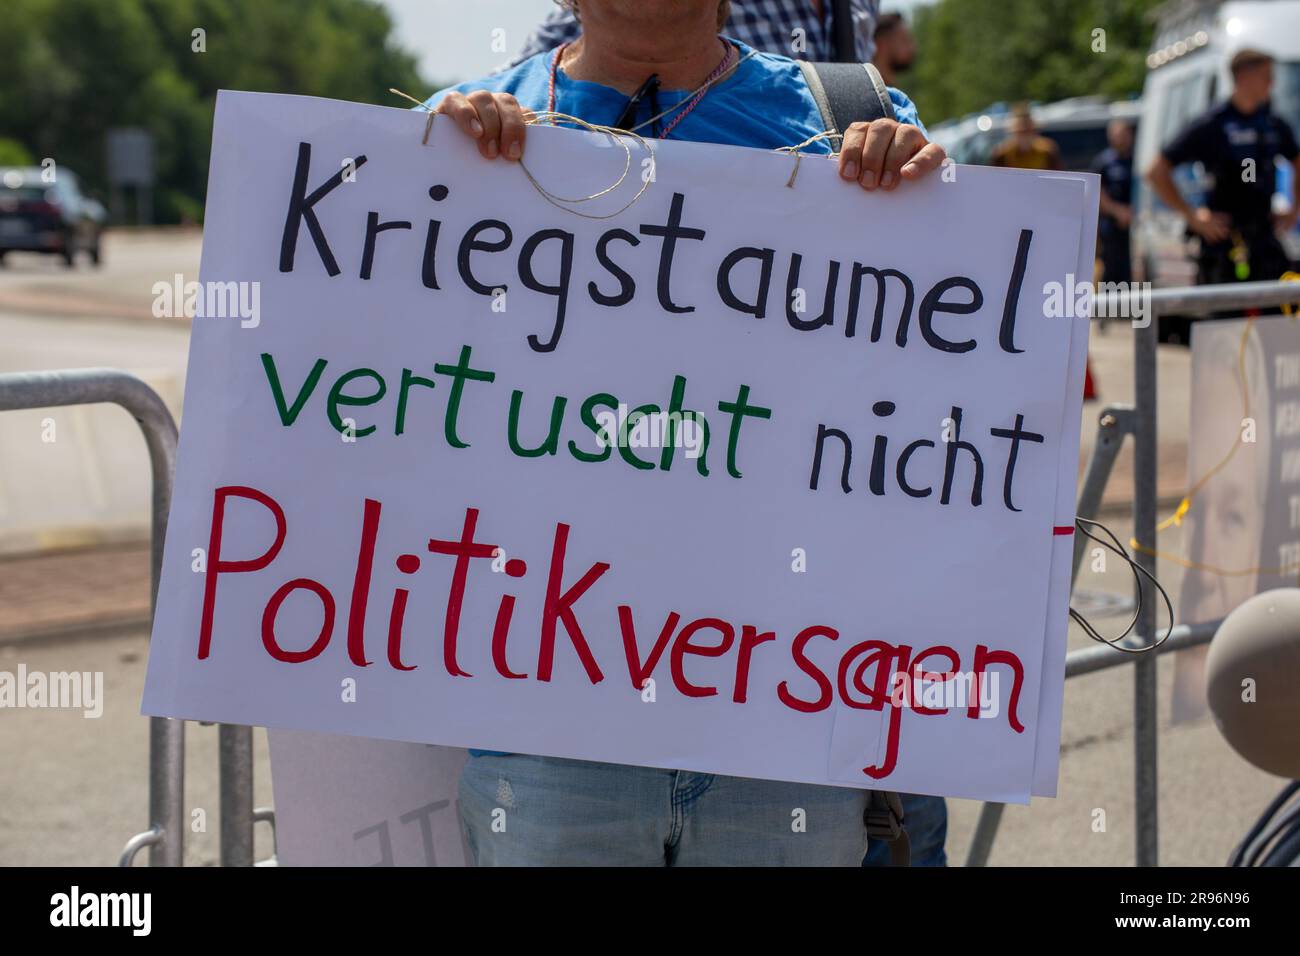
[905,0,1161,125]
[0,139,35,166]
[0,0,431,223]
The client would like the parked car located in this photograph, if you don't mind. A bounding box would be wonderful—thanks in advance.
[1132,0,1300,338]
[0,166,106,267]
[930,97,1142,173]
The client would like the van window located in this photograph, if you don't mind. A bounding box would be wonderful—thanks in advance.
[1160,76,1197,145]
[1274,62,1300,136]
[1,186,47,203]
[1043,125,1112,171]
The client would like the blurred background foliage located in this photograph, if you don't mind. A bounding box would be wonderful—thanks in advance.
[0,0,430,223]
[905,0,1162,124]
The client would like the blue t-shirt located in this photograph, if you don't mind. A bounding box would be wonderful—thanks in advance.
[422,38,924,154]
[424,41,922,758]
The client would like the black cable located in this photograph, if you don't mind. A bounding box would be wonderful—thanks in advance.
[1244,790,1300,867]
[1068,516,1175,654]
[1229,780,1299,866]
[1260,819,1300,867]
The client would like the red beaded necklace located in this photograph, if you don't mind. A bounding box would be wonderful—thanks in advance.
[546,38,736,138]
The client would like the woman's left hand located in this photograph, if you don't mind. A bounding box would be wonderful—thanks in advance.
[837,119,947,191]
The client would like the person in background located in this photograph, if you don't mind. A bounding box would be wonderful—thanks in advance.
[1092,118,1135,285]
[497,0,951,870]
[1082,118,1134,397]
[425,0,949,867]
[992,107,1092,395]
[870,11,916,87]
[1146,48,1298,290]
[991,104,1064,171]
[508,0,882,66]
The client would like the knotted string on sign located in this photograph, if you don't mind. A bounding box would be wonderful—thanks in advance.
[392,87,851,213]
[1071,516,1174,654]
[776,130,843,188]
[389,88,440,145]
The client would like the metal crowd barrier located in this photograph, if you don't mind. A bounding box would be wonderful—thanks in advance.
[3,281,1298,867]
[966,279,1300,867]
[0,369,184,867]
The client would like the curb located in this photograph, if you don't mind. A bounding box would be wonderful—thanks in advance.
[0,613,151,648]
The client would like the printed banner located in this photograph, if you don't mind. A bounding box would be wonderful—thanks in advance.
[1174,316,1300,720]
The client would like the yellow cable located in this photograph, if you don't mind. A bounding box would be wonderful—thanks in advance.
[1283,270,1300,318]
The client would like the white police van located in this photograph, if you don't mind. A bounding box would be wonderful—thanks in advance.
[1132,0,1300,294]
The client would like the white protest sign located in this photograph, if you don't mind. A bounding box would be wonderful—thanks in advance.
[142,92,1095,804]
[1030,171,1099,797]
[267,730,469,866]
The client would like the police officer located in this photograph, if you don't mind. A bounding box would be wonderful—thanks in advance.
[1146,48,1299,288]
[1092,118,1135,284]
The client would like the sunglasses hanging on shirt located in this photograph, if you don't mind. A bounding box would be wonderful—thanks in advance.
[616,73,662,137]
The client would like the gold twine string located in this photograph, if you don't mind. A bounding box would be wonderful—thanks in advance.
[389,87,438,143]
[390,89,653,219]
[776,130,842,187]
[392,87,851,210]
[518,110,653,218]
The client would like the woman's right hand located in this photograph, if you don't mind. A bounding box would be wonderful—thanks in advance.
[434,90,529,162]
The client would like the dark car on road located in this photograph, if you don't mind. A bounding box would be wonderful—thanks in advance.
[0,166,105,267]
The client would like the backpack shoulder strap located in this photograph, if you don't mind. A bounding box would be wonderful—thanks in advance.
[797,60,896,138]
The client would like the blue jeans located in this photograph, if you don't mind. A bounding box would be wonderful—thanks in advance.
[458,753,870,866]
[862,793,948,866]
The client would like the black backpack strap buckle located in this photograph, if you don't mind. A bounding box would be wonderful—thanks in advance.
[864,790,912,866]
